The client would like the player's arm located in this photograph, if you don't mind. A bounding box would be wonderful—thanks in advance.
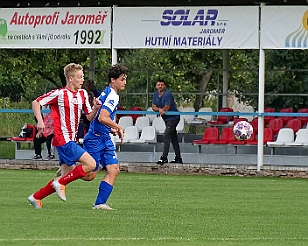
[152,103,170,116]
[98,108,124,143]
[86,98,101,122]
[161,94,172,113]
[32,99,45,131]
[162,105,170,112]
[152,104,160,112]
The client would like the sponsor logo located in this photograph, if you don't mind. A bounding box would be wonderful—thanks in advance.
[0,18,8,37]
[107,99,114,107]
[144,8,226,47]
[161,9,218,26]
[285,10,308,48]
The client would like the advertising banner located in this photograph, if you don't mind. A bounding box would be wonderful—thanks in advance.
[0,7,111,48]
[261,6,308,49]
[113,6,259,49]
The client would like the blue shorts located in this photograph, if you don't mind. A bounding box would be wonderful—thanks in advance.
[83,130,118,172]
[56,141,86,166]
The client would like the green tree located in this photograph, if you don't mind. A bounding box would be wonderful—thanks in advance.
[120,49,260,111]
[264,50,308,110]
[0,49,111,106]
[120,49,222,110]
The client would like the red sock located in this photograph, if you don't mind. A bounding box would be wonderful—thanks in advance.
[33,180,55,200]
[58,165,86,186]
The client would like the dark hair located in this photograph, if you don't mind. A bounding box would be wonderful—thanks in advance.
[156,79,166,86]
[88,91,94,97]
[108,64,129,83]
[86,79,95,85]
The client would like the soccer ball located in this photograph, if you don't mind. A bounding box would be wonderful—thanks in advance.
[233,121,253,141]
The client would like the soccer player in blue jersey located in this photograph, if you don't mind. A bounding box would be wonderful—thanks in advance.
[83,64,129,210]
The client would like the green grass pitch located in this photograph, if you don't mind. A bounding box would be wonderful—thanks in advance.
[0,169,308,246]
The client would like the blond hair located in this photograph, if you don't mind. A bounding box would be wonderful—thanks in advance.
[64,63,83,80]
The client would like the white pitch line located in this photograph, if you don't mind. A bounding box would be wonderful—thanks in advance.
[0,237,194,242]
[0,237,308,242]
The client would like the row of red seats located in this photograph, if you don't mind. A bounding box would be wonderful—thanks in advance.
[117,106,235,125]
[207,107,234,125]
[192,127,274,145]
[263,107,308,126]
[251,118,303,135]
[118,106,308,129]
[217,116,301,137]
[206,107,308,128]
[225,115,302,136]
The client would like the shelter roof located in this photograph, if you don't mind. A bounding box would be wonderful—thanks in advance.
[0,0,307,8]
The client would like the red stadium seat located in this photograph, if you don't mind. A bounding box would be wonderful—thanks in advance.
[232,117,248,126]
[129,106,143,124]
[211,127,235,144]
[286,118,302,134]
[208,107,234,125]
[263,128,275,144]
[297,108,308,126]
[192,127,219,145]
[246,128,274,145]
[245,131,257,144]
[278,107,294,125]
[264,107,276,126]
[250,117,259,134]
[267,118,284,135]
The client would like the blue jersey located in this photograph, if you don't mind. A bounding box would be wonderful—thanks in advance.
[152,89,180,121]
[89,86,119,136]
[84,85,119,168]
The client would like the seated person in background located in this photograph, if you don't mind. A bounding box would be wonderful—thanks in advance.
[33,112,55,160]
[85,79,101,98]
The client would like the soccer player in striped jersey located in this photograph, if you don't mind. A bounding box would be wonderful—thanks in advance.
[82,64,129,210]
[28,63,102,209]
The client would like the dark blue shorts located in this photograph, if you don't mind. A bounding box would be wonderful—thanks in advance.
[56,141,86,166]
[83,131,118,172]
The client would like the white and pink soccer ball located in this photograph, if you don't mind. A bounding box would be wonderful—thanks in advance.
[233,121,253,141]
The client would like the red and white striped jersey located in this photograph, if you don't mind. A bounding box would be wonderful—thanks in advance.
[36,87,92,146]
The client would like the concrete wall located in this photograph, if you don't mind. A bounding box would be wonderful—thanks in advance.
[1,159,308,179]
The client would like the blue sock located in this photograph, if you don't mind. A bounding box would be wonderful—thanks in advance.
[94,181,113,205]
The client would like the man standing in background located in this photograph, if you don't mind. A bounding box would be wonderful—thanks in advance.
[152,79,183,164]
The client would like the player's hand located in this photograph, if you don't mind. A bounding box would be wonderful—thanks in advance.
[117,127,124,144]
[159,108,165,115]
[37,120,45,132]
[110,128,118,136]
[93,98,102,110]
[36,131,43,138]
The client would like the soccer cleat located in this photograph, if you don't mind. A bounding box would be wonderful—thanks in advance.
[170,157,183,164]
[28,194,42,209]
[157,156,168,165]
[32,154,42,160]
[45,155,55,160]
[52,178,66,201]
[92,204,115,210]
